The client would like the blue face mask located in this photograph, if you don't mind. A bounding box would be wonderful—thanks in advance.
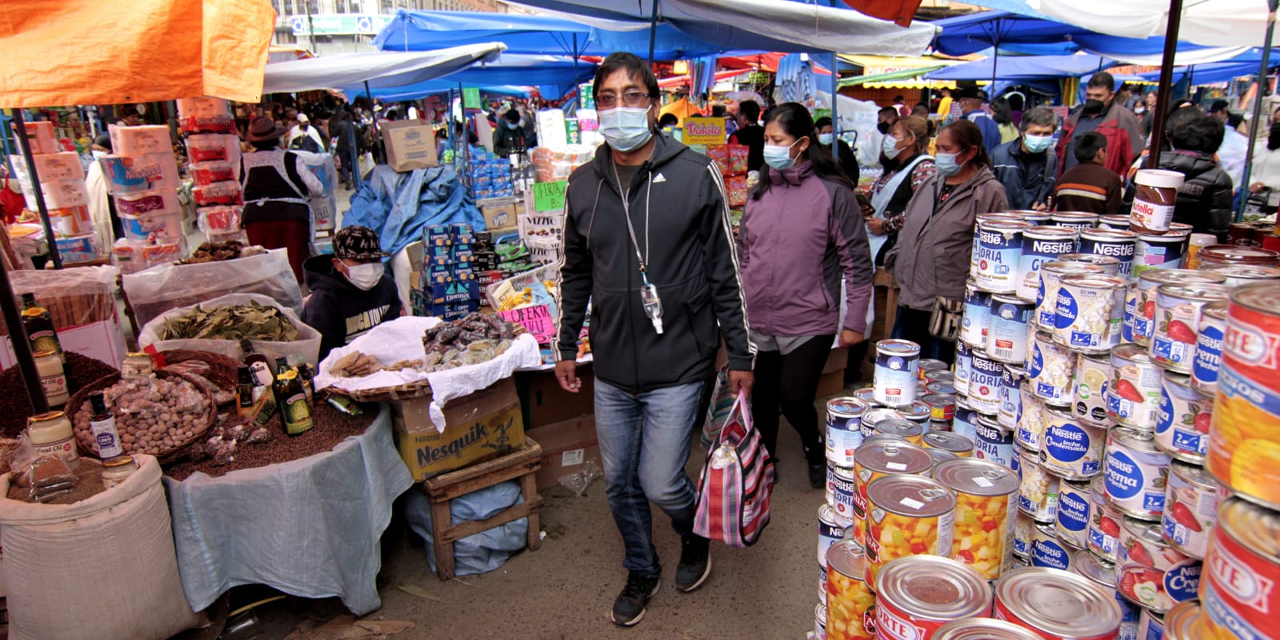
[818,133,834,146]
[1024,134,1053,154]
[599,106,653,152]
[763,140,800,170]
[506,121,520,130]
[936,152,963,177]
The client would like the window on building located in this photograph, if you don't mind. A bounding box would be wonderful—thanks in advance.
[381,0,394,13]
[271,0,284,15]
[306,0,319,14]
[334,0,347,12]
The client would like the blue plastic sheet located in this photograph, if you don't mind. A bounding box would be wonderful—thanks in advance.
[342,164,484,257]
[405,481,529,577]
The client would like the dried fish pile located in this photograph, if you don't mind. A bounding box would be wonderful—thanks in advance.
[421,313,524,372]
[329,352,423,378]
[181,240,248,264]
[158,301,299,342]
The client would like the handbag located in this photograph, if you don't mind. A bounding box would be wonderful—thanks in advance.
[700,364,735,448]
[693,391,776,548]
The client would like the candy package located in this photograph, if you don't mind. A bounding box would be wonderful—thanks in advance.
[706,145,731,177]
[728,144,749,175]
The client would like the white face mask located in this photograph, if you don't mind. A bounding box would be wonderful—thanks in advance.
[91,150,108,159]
[883,135,904,160]
[818,133,834,146]
[344,262,384,291]
[598,106,653,152]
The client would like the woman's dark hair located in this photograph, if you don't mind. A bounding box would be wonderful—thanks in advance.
[940,120,991,170]
[749,102,854,200]
[1162,106,1204,151]
[1171,113,1225,154]
[991,98,1014,126]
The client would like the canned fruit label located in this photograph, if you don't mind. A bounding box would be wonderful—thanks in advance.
[975,419,1014,468]
[1088,501,1122,562]
[1192,318,1225,392]
[1117,561,1201,614]
[1016,391,1047,451]
[1019,459,1060,523]
[1150,291,1221,373]
[1055,280,1125,351]
[827,563,875,640]
[1209,361,1280,508]
[865,505,955,588]
[1160,470,1217,559]
[1057,483,1092,548]
[1031,532,1073,570]
[1107,357,1164,430]
[1130,286,1162,347]
[969,353,1004,414]
[1201,502,1280,640]
[951,491,1017,580]
[1000,367,1024,430]
[1155,379,1211,461]
[989,298,1034,363]
[1042,416,1105,479]
[1029,335,1076,406]
[1105,444,1170,518]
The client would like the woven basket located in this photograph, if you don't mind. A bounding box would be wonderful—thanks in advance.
[159,349,242,391]
[65,370,216,465]
[332,378,433,403]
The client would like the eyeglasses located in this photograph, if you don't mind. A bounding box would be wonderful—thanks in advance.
[597,91,652,109]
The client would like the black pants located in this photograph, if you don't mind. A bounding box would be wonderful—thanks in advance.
[890,306,956,365]
[752,335,835,466]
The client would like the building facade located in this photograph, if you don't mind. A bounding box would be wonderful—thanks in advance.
[272,0,512,55]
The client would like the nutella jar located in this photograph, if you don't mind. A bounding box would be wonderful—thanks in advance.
[1130,169,1183,235]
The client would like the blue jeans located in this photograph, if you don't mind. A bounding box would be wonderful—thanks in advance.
[595,379,705,576]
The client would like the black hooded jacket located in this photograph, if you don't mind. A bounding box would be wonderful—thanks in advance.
[555,132,755,393]
[301,255,403,361]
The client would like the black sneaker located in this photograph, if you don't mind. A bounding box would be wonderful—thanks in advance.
[675,535,712,593]
[611,570,661,626]
[807,461,826,490]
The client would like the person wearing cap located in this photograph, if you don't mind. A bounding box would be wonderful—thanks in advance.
[241,116,326,282]
[302,226,403,360]
[955,86,1002,152]
[288,113,326,153]
[493,108,527,158]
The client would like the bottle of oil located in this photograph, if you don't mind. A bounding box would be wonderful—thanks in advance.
[21,293,62,356]
[273,361,312,436]
[296,363,316,403]
[241,339,272,387]
[235,365,256,419]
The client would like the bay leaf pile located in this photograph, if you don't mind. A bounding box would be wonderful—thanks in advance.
[159,301,299,342]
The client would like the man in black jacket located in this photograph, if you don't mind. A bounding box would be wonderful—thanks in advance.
[555,52,755,628]
[729,99,764,171]
[302,226,402,360]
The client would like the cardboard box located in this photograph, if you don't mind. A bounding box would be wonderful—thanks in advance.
[517,364,596,429]
[478,197,520,231]
[527,415,601,490]
[823,347,849,375]
[815,369,845,399]
[391,377,525,481]
[381,119,438,172]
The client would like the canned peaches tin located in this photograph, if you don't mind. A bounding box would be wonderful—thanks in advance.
[1211,283,1280,509]
[865,474,956,588]
[934,457,1020,580]
[1199,497,1280,640]
[826,540,876,640]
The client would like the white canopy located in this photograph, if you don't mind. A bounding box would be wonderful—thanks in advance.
[1025,0,1272,48]
[261,42,507,94]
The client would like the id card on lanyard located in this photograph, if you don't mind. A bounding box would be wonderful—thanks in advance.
[614,162,664,335]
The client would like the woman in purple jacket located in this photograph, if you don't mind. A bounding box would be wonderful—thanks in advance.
[739,103,875,488]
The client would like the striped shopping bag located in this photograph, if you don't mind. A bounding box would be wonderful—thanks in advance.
[693,391,776,547]
[701,365,736,448]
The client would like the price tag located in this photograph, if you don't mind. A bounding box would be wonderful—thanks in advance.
[900,497,925,510]
[532,180,567,212]
[886,462,907,471]
[973,476,994,488]
[499,304,556,344]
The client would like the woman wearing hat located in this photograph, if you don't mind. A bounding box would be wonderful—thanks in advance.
[241,115,325,282]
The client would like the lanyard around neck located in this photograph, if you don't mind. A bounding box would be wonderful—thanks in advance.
[612,160,651,276]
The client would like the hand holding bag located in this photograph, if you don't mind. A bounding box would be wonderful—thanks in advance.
[693,391,776,547]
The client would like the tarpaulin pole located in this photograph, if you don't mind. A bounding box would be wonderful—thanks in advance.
[12,109,62,269]
[991,18,1000,90]
[1237,0,1278,219]
[1146,0,1186,170]
[828,0,839,158]
[648,0,660,65]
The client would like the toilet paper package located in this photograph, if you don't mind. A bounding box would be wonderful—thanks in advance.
[176,97,232,119]
[190,161,237,187]
[14,121,59,154]
[187,134,241,165]
[115,189,181,217]
[56,234,101,264]
[121,210,184,244]
[40,180,91,209]
[192,181,242,207]
[50,205,91,236]
[108,124,173,156]
[8,152,85,182]
[99,154,180,194]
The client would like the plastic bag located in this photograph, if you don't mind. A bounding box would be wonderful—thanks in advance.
[122,248,303,329]
[404,482,528,577]
[137,293,322,367]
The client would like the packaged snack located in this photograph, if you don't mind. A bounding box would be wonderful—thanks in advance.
[706,145,732,176]
[729,144,749,175]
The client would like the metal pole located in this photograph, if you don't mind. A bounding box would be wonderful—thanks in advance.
[1237,0,1278,218]
[991,18,1000,90]
[12,109,62,269]
[1145,0,1186,169]
[648,0,660,65]
[0,254,49,416]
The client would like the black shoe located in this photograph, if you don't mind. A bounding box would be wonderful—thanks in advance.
[807,461,826,490]
[611,570,661,626]
[675,535,712,593]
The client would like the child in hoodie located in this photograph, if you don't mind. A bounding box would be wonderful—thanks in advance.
[302,226,402,360]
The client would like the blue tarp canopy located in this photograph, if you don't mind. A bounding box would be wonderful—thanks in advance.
[362,54,597,101]
[465,0,936,56]
[928,11,1250,64]
[928,54,1111,80]
[378,84,533,102]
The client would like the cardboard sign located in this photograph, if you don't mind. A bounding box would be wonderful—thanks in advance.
[500,304,555,344]
[684,116,726,145]
[532,180,567,212]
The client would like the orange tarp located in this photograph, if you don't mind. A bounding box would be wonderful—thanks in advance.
[0,0,276,108]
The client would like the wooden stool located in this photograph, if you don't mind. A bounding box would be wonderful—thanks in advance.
[874,267,900,336]
[420,437,544,580]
